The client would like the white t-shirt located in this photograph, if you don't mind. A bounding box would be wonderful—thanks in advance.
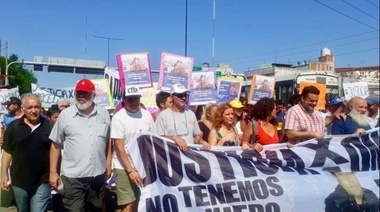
[154,108,201,144]
[111,108,154,170]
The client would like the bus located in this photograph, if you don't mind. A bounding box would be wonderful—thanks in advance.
[241,72,341,105]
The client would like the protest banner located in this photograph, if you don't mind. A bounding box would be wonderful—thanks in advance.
[0,87,20,114]
[343,82,369,100]
[116,52,153,89]
[217,77,243,103]
[127,129,379,211]
[189,71,216,106]
[104,67,124,107]
[158,53,193,92]
[31,84,75,108]
[299,81,327,110]
[248,75,275,105]
[91,79,114,109]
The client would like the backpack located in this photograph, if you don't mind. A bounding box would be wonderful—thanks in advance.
[250,119,259,144]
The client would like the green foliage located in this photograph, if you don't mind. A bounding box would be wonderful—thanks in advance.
[0,54,37,94]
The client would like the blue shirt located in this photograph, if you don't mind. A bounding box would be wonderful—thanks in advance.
[276,111,286,122]
[331,116,371,135]
[2,114,16,127]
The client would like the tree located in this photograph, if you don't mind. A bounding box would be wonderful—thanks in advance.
[0,54,37,94]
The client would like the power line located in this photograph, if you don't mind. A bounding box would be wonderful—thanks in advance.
[340,0,379,21]
[215,31,376,64]
[228,37,378,66]
[365,0,379,8]
[313,0,379,31]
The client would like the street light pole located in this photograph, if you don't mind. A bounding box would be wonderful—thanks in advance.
[92,35,124,66]
[185,0,188,57]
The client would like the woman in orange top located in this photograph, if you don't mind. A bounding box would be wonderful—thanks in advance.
[242,97,281,152]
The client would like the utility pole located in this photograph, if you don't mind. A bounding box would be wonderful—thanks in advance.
[5,41,8,85]
[185,0,188,57]
[92,35,124,66]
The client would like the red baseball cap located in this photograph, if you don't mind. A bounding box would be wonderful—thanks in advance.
[75,79,95,92]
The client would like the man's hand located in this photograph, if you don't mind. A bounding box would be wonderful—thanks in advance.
[0,174,10,191]
[128,170,143,187]
[172,136,188,151]
[312,132,325,140]
[49,172,61,189]
[353,128,366,135]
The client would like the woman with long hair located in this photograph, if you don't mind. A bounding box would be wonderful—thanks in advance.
[208,103,240,146]
[198,103,218,142]
[241,98,280,151]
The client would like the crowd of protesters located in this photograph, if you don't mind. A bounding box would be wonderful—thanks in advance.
[0,80,378,212]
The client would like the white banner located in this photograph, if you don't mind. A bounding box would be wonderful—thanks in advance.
[128,129,380,211]
[343,82,369,100]
[31,83,75,108]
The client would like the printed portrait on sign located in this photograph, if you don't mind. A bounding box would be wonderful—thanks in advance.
[324,167,379,212]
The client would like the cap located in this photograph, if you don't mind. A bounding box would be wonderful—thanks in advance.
[75,79,95,92]
[1,97,22,106]
[170,83,189,95]
[365,95,380,105]
[230,99,244,108]
[330,98,343,106]
[125,86,142,97]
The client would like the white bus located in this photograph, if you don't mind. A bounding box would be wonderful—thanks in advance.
[241,72,341,104]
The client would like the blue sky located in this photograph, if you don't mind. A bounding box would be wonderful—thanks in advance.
[1,0,379,88]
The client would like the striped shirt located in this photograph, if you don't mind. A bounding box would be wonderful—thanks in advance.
[284,103,325,143]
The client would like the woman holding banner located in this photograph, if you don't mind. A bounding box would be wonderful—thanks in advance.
[208,103,240,146]
[241,98,284,151]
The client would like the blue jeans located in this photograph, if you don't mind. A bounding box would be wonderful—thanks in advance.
[12,183,51,212]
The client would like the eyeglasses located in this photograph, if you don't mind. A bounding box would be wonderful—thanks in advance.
[60,105,70,108]
[172,111,189,136]
[173,93,188,99]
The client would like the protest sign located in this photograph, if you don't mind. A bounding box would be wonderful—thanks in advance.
[189,71,216,106]
[127,129,379,211]
[299,81,326,110]
[343,82,369,100]
[248,75,275,105]
[158,53,193,92]
[116,52,153,89]
[91,79,114,109]
[217,77,243,103]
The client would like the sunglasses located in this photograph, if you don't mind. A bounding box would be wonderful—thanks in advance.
[173,93,188,99]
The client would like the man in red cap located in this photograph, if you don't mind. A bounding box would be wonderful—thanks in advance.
[49,79,112,211]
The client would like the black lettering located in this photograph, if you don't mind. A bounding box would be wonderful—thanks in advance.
[178,186,192,207]
[252,179,269,199]
[266,202,280,212]
[145,195,161,212]
[207,184,226,205]
[210,151,235,180]
[232,205,247,212]
[236,181,255,201]
[155,140,183,186]
[194,185,210,207]
[278,149,305,168]
[303,138,349,167]
[248,204,264,212]
[162,194,178,212]
[182,148,211,183]
[266,177,284,196]
[223,182,240,203]
[137,135,157,187]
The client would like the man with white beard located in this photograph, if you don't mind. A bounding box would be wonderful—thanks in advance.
[331,97,371,135]
[49,79,111,211]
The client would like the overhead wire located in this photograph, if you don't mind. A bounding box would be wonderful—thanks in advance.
[214,31,377,64]
[364,0,379,8]
[339,0,379,21]
[313,0,379,31]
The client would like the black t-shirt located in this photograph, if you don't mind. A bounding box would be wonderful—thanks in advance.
[199,121,210,142]
[3,116,53,189]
